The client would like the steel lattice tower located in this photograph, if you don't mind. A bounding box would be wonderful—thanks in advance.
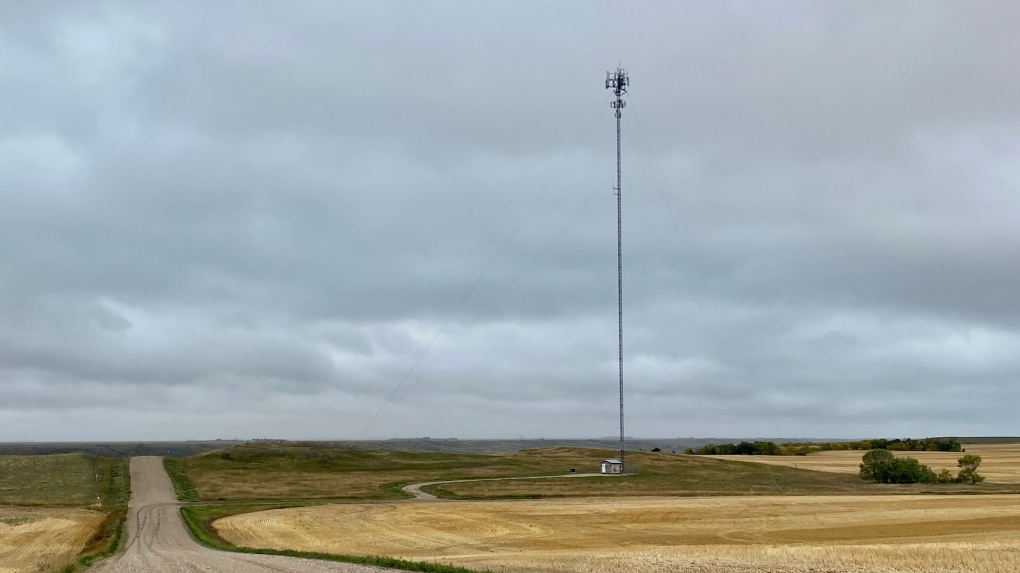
[606,66,629,471]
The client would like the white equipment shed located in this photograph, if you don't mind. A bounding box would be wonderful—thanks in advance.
[601,459,623,474]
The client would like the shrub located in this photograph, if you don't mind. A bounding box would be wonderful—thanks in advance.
[881,458,937,484]
[859,449,895,481]
[957,455,984,484]
[936,469,955,484]
[859,450,937,484]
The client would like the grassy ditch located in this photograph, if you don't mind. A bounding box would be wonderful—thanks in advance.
[180,504,490,573]
[164,456,201,502]
[57,456,131,573]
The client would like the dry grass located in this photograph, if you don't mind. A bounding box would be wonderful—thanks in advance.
[215,495,1020,573]
[186,445,908,501]
[184,445,582,500]
[0,506,106,573]
[186,458,564,501]
[708,443,1020,483]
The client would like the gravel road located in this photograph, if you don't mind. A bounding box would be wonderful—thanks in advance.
[92,456,385,573]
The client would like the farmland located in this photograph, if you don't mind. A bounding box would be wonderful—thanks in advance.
[181,444,909,501]
[215,494,1020,573]
[0,454,128,573]
[187,444,1020,572]
[0,506,107,573]
[420,449,1014,499]
[4,443,1017,573]
[0,454,99,505]
[181,444,599,500]
[707,443,1020,483]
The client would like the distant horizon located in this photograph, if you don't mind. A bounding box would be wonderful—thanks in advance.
[5,435,1018,445]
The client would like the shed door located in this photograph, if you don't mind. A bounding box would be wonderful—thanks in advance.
[601,463,607,473]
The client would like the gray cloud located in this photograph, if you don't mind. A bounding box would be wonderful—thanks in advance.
[1,1,1017,441]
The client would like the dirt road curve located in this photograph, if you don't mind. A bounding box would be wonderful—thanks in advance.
[402,473,605,500]
[92,456,384,573]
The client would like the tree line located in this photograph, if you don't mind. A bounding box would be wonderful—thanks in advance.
[685,437,962,456]
[684,441,783,456]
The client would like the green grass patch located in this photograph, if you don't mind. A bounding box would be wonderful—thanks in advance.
[381,481,415,499]
[0,516,37,526]
[182,444,976,502]
[422,452,916,499]
[56,456,131,573]
[164,457,200,502]
[0,453,99,505]
[99,456,131,508]
[180,504,490,573]
[183,443,592,501]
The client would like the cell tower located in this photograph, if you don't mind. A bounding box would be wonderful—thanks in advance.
[606,66,629,471]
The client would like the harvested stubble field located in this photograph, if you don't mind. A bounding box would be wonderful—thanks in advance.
[708,443,1020,483]
[0,506,106,573]
[0,454,128,573]
[216,495,1020,573]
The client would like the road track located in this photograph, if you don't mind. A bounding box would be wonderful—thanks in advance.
[402,472,606,500]
[91,456,385,573]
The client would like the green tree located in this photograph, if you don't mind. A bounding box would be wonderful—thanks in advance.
[957,455,984,484]
[859,449,895,481]
[859,451,938,484]
[880,457,937,484]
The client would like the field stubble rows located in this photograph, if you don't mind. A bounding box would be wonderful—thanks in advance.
[0,454,128,573]
[707,443,1020,483]
[0,506,106,573]
[215,494,1020,573]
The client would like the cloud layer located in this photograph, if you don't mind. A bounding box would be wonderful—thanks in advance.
[1,1,1017,440]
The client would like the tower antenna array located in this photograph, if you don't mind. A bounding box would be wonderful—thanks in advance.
[606,66,629,471]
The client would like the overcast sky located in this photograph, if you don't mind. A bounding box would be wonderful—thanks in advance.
[1,1,1017,441]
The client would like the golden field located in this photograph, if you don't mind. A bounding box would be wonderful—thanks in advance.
[0,506,106,573]
[708,443,1020,483]
[215,494,1020,573]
